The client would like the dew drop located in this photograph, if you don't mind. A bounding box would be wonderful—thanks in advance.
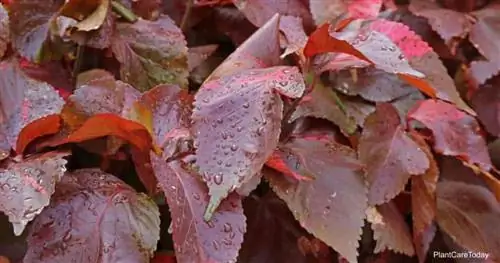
[217,160,223,165]
[242,102,250,108]
[216,118,223,124]
[212,240,220,250]
[206,220,215,228]
[193,193,201,200]
[214,173,223,185]
[223,223,232,232]
[230,145,238,151]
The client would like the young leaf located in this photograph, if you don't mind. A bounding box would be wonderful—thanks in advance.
[233,0,312,28]
[304,22,439,98]
[8,0,61,62]
[0,59,65,153]
[291,74,358,135]
[207,13,281,82]
[111,15,189,91]
[0,3,8,58]
[131,84,193,159]
[436,181,500,260]
[55,114,157,193]
[0,152,68,236]
[359,103,429,205]
[16,114,62,154]
[23,169,161,262]
[407,99,492,171]
[150,154,246,263]
[366,202,415,256]
[238,192,311,263]
[309,0,382,25]
[70,69,141,118]
[193,66,305,219]
[265,137,367,263]
[409,132,438,263]
[367,19,474,115]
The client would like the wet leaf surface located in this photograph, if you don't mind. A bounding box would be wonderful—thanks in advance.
[24,168,161,262]
[0,59,65,154]
[359,103,429,205]
[265,136,367,263]
[0,152,68,236]
[408,99,492,171]
[233,0,312,28]
[111,15,188,91]
[192,66,305,219]
[151,154,245,263]
[8,0,62,62]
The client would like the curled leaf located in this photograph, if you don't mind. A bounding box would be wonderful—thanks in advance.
[359,103,429,205]
[112,15,189,91]
[151,154,246,263]
[24,169,161,262]
[407,99,492,171]
[265,136,367,263]
[193,66,305,219]
[0,152,68,236]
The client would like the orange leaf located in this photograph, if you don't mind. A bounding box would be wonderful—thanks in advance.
[304,23,368,60]
[16,114,62,155]
[58,113,157,193]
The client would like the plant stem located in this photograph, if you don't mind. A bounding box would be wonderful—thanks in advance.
[180,0,193,32]
[111,0,137,23]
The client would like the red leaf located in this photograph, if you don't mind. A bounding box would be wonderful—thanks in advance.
[8,0,62,62]
[359,103,429,205]
[0,152,68,235]
[471,80,500,137]
[193,66,305,219]
[16,114,62,154]
[70,69,141,118]
[469,3,500,84]
[131,84,193,160]
[409,132,438,263]
[304,22,437,98]
[309,0,382,25]
[57,114,157,193]
[436,181,500,260]
[233,0,313,28]
[407,99,492,171]
[366,202,415,256]
[24,169,161,262]
[150,154,246,263]
[367,19,475,115]
[111,15,188,91]
[265,136,367,263]
[265,150,314,181]
[278,15,308,59]
[207,14,281,82]
[0,59,65,155]
[238,193,312,263]
[408,0,470,43]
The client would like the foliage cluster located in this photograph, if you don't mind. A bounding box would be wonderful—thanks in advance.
[0,0,500,262]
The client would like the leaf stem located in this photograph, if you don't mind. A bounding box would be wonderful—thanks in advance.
[180,0,193,32]
[111,0,137,23]
[72,44,85,78]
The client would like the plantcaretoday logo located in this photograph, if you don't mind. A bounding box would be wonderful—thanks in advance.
[433,251,490,260]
